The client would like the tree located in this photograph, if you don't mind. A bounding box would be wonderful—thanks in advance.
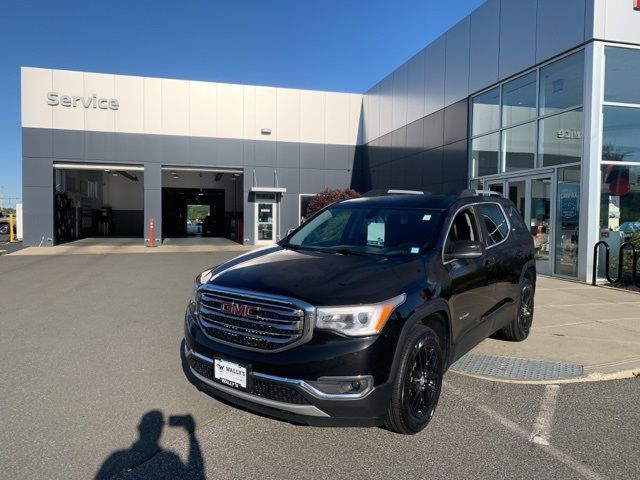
[305,188,360,218]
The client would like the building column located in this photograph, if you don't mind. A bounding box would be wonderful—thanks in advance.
[143,163,162,245]
[579,41,604,283]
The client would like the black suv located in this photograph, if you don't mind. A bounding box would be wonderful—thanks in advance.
[183,190,536,434]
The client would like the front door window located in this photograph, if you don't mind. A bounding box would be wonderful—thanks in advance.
[257,204,274,242]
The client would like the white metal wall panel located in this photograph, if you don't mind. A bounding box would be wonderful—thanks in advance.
[602,0,640,45]
[242,85,256,140]
[161,79,189,136]
[254,86,276,141]
[114,75,143,134]
[300,90,325,144]
[21,67,52,129]
[499,0,537,79]
[348,93,363,146]
[22,68,360,145]
[84,72,115,132]
[276,88,301,143]
[536,0,586,63]
[424,35,446,116]
[52,69,84,130]
[326,92,350,145]
[406,50,426,124]
[445,17,471,105]
[216,83,244,139]
[469,0,500,94]
[189,80,217,138]
[392,63,408,131]
[143,77,162,134]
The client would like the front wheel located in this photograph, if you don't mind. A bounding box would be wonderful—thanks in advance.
[0,223,8,235]
[501,277,535,341]
[384,325,443,435]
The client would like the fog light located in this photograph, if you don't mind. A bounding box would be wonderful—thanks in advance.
[305,376,373,398]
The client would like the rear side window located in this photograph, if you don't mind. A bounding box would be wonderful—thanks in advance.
[479,204,509,246]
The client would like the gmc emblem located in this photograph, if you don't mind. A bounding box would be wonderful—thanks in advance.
[220,301,259,319]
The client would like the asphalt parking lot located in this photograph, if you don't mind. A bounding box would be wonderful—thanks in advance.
[1,248,638,480]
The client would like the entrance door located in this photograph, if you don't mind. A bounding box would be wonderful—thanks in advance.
[529,176,553,275]
[255,198,278,245]
[484,173,554,275]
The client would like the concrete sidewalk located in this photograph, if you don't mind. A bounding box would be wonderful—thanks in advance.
[467,276,640,379]
[8,236,252,255]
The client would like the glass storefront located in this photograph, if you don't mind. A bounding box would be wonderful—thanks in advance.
[470,49,585,278]
[599,46,640,279]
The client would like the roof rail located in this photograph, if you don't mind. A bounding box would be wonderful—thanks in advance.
[362,189,429,197]
[387,189,425,195]
[457,189,503,199]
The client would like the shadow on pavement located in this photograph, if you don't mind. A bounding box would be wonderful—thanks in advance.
[94,410,205,480]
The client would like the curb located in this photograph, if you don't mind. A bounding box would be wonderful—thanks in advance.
[450,368,639,385]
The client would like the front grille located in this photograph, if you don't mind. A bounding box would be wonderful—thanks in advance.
[197,288,308,352]
[188,356,309,405]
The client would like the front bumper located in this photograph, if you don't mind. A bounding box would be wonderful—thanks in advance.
[184,309,396,427]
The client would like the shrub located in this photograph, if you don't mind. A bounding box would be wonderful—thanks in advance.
[305,188,360,218]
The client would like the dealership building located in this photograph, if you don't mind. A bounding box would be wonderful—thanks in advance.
[20,0,640,282]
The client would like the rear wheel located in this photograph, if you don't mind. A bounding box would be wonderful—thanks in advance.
[501,277,535,341]
[0,223,8,235]
[384,325,443,434]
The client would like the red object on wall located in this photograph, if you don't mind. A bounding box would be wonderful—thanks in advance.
[609,177,630,197]
[636,0,640,11]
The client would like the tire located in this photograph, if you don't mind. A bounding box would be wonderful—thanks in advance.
[384,325,443,435]
[501,277,535,342]
[0,223,8,235]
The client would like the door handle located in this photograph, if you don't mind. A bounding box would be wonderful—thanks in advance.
[484,256,496,268]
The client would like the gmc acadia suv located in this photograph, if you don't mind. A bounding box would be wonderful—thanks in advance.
[183,190,536,434]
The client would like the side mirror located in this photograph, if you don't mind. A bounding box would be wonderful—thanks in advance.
[444,240,485,261]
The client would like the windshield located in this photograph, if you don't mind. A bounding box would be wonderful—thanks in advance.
[283,205,442,257]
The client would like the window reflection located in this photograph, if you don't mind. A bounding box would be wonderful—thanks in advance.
[471,133,499,177]
[539,109,583,166]
[602,106,640,163]
[605,47,640,105]
[539,50,584,116]
[599,165,640,276]
[471,87,500,136]
[502,72,536,127]
[503,122,536,172]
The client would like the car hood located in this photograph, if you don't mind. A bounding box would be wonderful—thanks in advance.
[203,246,425,305]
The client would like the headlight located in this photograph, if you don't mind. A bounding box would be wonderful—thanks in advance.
[188,270,211,315]
[315,294,406,337]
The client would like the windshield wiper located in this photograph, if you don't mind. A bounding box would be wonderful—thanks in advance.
[323,247,368,256]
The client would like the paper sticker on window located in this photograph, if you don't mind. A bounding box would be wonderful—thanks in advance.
[367,221,385,246]
[422,214,432,221]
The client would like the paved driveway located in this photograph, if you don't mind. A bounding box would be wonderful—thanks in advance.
[0,249,638,479]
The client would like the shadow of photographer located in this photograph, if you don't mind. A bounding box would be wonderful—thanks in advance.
[95,410,205,480]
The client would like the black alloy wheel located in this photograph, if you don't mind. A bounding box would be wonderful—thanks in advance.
[501,277,535,341]
[385,325,443,434]
[406,341,440,421]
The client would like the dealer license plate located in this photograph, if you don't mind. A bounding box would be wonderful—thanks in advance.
[214,358,248,390]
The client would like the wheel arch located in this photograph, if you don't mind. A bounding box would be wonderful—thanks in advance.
[520,260,537,288]
[391,299,453,376]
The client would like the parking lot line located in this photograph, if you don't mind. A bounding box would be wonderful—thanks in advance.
[444,382,603,480]
[529,385,560,446]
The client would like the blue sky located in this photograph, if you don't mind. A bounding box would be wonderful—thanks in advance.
[0,0,484,205]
